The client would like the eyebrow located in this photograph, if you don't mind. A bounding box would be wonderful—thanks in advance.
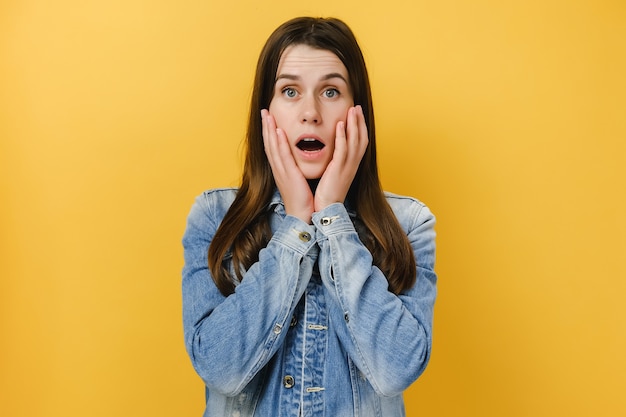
[275,72,348,84]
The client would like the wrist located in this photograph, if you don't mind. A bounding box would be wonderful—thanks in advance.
[285,206,313,225]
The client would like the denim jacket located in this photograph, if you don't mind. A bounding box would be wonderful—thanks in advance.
[182,188,437,417]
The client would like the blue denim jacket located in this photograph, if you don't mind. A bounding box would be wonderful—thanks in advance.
[182,188,437,417]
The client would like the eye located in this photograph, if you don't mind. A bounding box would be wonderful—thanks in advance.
[282,87,297,98]
[324,88,340,98]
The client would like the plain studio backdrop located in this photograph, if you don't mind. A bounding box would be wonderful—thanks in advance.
[1,1,624,416]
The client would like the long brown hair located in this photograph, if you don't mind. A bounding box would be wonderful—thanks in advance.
[208,17,416,296]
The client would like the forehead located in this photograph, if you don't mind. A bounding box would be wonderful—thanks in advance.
[276,44,348,78]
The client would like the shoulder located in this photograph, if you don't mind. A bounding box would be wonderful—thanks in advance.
[185,188,239,233]
[384,191,435,230]
[197,187,239,211]
[383,191,430,214]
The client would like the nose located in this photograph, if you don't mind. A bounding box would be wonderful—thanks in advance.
[300,96,321,124]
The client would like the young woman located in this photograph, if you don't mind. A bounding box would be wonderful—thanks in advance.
[182,17,437,417]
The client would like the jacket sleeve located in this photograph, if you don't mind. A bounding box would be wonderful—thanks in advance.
[312,199,437,397]
[182,192,319,396]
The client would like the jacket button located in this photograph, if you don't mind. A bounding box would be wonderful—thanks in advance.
[290,315,298,327]
[283,375,295,389]
[320,215,338,225]
[344,312,350,323]
[273,324,282,335]
[298,231,311,242]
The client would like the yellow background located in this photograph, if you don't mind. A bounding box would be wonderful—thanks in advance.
[1,0,625,416]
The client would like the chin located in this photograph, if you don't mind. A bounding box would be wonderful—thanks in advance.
[301,169,326,180]
[298,163,328,181]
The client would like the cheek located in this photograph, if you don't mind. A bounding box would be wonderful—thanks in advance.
[324,103,350,120]
[268,103,290,127]
[333,105,352,125]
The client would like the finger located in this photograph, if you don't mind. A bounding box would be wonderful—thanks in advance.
[346,105,368,157]
[261,110,273,155]
[262,111,284,173]
[345,106,363,161]
[355,105,369,154]
[261,109,269,144]
[275,127,296,171]
[266,114,299,180]
[333,118,347,163]
[345,106,357,140]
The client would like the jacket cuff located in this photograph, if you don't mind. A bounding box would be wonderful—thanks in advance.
[312,203,355,237]
[271,214,319,255]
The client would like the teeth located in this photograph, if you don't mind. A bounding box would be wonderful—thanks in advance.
[297,138,324,151]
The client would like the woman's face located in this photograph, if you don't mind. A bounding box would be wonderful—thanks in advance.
[269,44,354,180]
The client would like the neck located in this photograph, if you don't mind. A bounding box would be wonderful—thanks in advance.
[307,178,320,194]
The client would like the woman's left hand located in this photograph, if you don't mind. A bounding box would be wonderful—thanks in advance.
[314,105,369,212]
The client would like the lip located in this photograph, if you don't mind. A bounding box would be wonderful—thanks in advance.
[294,133,327,160]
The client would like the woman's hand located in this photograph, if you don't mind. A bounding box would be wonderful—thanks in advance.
[314,105,369,212]
[261,109,315,223]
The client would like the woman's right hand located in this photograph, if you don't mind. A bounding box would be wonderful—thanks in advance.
[261,109,315,224]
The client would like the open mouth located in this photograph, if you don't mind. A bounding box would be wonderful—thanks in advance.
[296,138,325,152]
